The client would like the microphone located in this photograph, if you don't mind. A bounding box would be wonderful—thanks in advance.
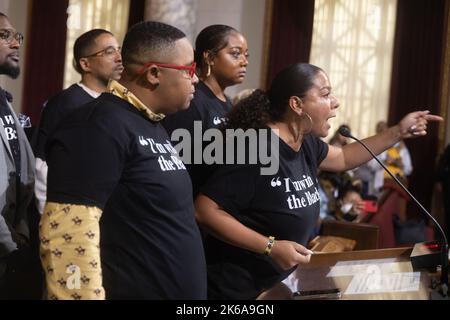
[339,126,449,297]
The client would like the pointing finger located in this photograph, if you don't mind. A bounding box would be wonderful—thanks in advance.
[424,114,443,122]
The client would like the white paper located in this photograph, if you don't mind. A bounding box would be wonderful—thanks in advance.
[345,272,421,295]
[326,258,400,277]
[282,273,300,292]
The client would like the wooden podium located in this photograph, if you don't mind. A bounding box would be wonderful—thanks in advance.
[258,247,431,300]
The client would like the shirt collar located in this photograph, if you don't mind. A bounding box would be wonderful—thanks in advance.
[107,80,165,121]
[0,87,13,103]
[77,82,102,98]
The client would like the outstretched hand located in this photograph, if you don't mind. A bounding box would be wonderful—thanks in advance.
[398,110,443,139]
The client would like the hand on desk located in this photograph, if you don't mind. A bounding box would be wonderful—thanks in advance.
[269,240,313,270]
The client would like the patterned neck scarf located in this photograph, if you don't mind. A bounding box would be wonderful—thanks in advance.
[107,80,165,121]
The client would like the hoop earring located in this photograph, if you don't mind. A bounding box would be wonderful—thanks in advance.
[206,64,211,77]
[301,112,313,135]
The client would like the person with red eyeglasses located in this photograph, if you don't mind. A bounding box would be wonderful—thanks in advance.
[163,24,249,197]
[40,21,206,300]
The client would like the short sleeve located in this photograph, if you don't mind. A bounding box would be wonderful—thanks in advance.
[200,163,260,217]
[46,122,124,209]
[33,100,64,160]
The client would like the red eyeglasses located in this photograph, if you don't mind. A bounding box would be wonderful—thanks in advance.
[139,61,197,78]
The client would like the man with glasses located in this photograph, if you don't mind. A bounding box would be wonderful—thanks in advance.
[32,29,123,214]
[40,21,206,299]
[0,12,36,299]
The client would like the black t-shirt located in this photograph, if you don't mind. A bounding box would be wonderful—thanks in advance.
[200,132,329,299]
[46,93,207,299]
[0,88,20,175]
[33,84,94,160]
[163,81,232,197]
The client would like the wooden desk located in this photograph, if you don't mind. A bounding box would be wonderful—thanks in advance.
[258,247,430,300]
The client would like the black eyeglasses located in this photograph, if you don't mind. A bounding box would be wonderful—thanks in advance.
[84,46,121,58]
[0,29,24,45]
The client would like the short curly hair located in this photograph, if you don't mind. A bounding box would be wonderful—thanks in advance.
[226,63,323,130]
[122,21,186,67]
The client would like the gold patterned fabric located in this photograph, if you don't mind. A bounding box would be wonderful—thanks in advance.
[39,202,104,300]
[384,143,407,181]
[107,79,165,121]
[40,81,164,300]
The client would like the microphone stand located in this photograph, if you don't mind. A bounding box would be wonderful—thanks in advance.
[340,128,449,298]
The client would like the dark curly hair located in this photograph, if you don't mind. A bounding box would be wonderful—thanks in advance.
[226,63,323,130]
[226,89,270,130]
[122,21,186,66]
